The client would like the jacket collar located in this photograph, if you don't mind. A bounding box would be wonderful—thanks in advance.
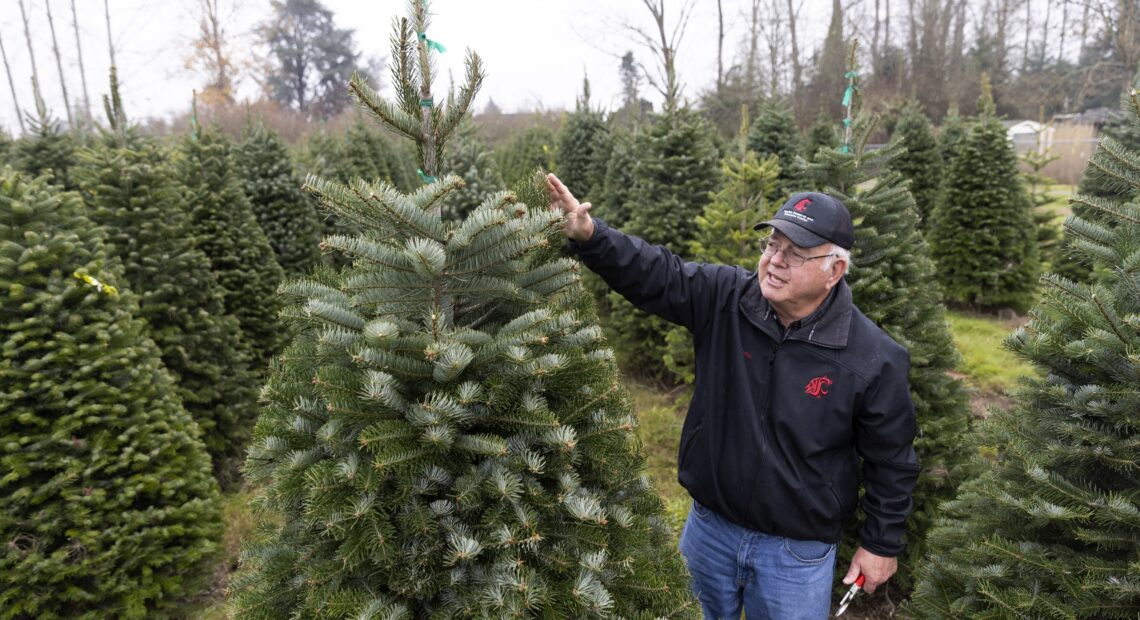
[740,274,852,348]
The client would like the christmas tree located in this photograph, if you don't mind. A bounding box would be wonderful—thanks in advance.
[929,77,1040,311]
[231,5,695,617]
[605,106,721,381]
[803,55,971,602]
[73,76,260,484]
[0,169,222,617]
[907,92,1140,620]
[556,76,611,203]
[890,100,943,227]
[237,120,324,277]
[747,97,803,196]
[665,112,782,383]
[178,114,288,369]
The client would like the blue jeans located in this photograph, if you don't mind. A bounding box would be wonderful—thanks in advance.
[679,501,836,620]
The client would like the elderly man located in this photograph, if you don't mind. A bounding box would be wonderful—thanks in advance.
[546,173,919,620]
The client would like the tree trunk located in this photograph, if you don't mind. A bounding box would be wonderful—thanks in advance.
[103,0,116,68]
[1022,0,1032,73]
[765,0,782,97]
[44,0,74,128]
[745,0,760,95]
[872,0,881,66]
[716,0,724,93]
[0,33,25,133]
[906,0,918,94]
[70,0,91,125]
[17,0,45,116]
[1057,0,1069,63]
[786,0,803,122]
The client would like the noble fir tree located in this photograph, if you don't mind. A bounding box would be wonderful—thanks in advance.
[237,120,324,277]
[928,78,1039,311]
[178,113,288,369]
[0,169,222,618]
[802,56,972,603]
[556,75,610,202]
[747,97,803,196]
[908,95,1140,619]
[605,105,721,381]
[231,5,696,617]
[74,76,260,484]
[889,100,943,227]
[664,112,782,383]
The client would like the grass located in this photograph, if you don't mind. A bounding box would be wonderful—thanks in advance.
[945,311,1037,394]
[184,489,258,619]
[627,381,692,533]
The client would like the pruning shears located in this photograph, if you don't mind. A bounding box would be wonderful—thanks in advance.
[835,574,865,616]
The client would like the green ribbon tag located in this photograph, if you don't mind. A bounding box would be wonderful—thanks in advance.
[417,168,438,184]
[416,32,446,53]
[842,85,855,107]
[844,70,859,79]
[838,145,850,154]
[419,98,433,108]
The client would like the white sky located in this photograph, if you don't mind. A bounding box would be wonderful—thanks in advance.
[0,0,835,135]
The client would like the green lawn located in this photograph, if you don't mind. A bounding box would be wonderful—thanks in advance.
[945,311,1037,394]
[628,382,693,532]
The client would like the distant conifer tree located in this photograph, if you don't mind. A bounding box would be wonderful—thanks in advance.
[1,169,222,617]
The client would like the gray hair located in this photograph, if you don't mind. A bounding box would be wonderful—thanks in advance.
[821,244,851,275]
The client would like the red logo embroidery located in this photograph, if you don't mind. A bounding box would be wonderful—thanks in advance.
[743,351,752,360]
[804,375,833,398]
[793,199,811,212]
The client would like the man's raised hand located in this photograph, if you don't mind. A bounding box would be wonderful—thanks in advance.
[546,173,594,242]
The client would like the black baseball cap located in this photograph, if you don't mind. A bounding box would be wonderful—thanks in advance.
[753,192,854,250]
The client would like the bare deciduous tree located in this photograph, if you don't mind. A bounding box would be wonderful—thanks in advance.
[70,0,91,125]
[0,32,25,133]
[623,0,696,111]
[44,0,73,128]
[186,0,238,106]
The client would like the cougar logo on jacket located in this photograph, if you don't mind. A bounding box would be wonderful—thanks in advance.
[804,375,832,398]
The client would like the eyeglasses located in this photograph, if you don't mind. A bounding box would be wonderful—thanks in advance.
[760,236,837,268]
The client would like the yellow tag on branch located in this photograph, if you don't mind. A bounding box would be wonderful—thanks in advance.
[73,271,119,297]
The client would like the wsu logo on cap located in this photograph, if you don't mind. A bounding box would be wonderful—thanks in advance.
[793,198,811,212]
[804,375,833,399]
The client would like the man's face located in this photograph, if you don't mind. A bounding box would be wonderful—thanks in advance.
[757,230,836,312]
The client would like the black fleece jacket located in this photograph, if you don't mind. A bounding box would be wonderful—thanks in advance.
[570,219,919,556]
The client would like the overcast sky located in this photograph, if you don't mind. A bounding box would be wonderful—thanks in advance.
[0,0,834,135]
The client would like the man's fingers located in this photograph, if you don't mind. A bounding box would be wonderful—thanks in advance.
[580,202,592,213]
